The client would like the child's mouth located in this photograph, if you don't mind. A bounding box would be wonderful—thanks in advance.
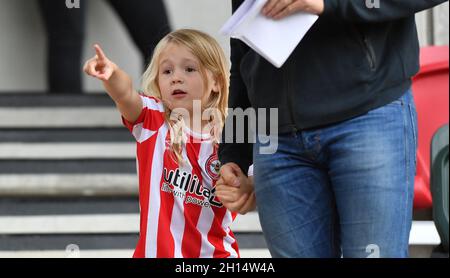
[172,89,188,97]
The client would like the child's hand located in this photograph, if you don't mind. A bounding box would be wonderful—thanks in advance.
[215,163,256,215]
[83,44,140,122]
[83,44,117,82]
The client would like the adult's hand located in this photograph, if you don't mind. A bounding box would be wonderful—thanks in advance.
[218,162,244,188]
[262,0,325,19]
[215,163,255,214]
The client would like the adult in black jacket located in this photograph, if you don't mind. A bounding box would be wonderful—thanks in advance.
[218,0,447,258]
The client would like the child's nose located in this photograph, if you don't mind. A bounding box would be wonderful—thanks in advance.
[171,75,184,85]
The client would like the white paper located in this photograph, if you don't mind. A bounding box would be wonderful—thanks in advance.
[220,0,318,68]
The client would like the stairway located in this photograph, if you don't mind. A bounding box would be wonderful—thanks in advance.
[0,93,441,258]
[0,93,269,258]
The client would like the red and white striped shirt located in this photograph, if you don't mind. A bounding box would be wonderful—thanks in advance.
[122,95,240,258]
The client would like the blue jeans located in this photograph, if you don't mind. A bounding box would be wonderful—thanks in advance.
[253,89,418,258]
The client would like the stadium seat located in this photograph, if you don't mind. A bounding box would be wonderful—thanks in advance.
[412,46,449,209]
[431,124,449,252]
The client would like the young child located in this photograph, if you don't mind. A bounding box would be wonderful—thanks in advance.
[84,29,254,258]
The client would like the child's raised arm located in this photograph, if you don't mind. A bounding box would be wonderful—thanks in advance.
[83,44,142,123]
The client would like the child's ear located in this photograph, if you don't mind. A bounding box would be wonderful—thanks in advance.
[212,77,220,94]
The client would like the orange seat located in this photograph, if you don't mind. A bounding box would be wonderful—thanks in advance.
[412,46,449,209]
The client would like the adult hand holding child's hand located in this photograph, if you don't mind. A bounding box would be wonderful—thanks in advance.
[215,163,256,215]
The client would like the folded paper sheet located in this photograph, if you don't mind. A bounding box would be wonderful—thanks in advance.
[221,0,318,68]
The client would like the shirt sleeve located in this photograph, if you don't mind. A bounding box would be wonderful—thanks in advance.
[322,0,447,22]
[247,164,254,177]
[121,94,166,143]
[218,0,254,175]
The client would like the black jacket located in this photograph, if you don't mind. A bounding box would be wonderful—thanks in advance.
[219,0,447,173]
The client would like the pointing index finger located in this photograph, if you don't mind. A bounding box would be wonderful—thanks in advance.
[94,44,107,61]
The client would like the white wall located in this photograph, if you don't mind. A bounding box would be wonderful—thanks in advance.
[0,0,47,91]
[433,1,450,46]
[416,2,450,47]
[0,0,447,93]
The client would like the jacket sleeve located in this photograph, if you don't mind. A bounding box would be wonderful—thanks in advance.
[322,0,448,22]
[218,0,254,174]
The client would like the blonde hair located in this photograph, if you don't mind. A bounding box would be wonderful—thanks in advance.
[141,29,229,163]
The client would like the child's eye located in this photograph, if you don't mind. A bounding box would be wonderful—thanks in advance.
[162,69,172,75]
[186,67,196,73]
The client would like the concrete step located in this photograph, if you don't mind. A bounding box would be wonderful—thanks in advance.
[0,93,113,107]
[0,249,272,258]
[0,197,139,215]
[0,212,262,234]
[0,212,438,245]
[0,232,267,251]
[0,107,121,128]
[0,160,135,174]
[0,174,137,196]
[0,143,135,159]
[0,128,131,143]
[0,93,121,128]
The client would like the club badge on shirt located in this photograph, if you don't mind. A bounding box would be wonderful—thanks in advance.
[205,154,220,180]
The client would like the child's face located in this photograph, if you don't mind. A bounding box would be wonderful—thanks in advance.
[158,42,219,114]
